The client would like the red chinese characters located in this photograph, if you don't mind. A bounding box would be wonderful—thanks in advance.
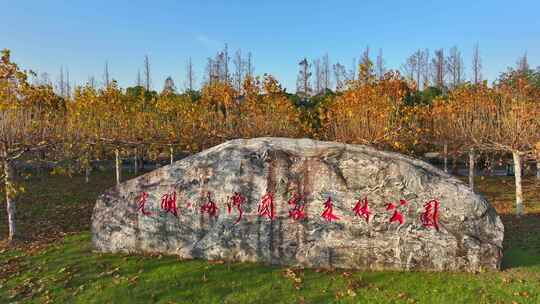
[258,193,276,220]
[420,199,440,230]
[321,197,340,222]
[161,191,178,217]
[287,193,306,221]
[353,197,371,223]
[137,192,151,216]
[386,199,407,225]
[137,188,444,230]
[227,192,246,224]
[201,192,219,217]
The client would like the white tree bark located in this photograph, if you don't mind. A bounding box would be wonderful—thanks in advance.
[513,150,524,216]
[443,143,448,173]
[133,147,139,175]
[115,148,121,186]
[536,151,540,181]
[85,165,90,184]
[170,145,174,165]
[468,148,475,191]
[85,151,91,183]
[3,160,15,242]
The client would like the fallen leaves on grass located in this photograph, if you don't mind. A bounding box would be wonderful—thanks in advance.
[8,277,45,301]
[282,268,303,290]
[128,275,139,285]
[98,266,120,278]
[513,291,530,298]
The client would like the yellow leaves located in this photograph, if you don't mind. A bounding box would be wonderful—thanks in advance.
[319,75,418,150]
[1,48,11,63]
[262,74,283,95]
[428,83,540,151]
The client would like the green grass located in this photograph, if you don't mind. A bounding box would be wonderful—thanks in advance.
[1,171,540,303]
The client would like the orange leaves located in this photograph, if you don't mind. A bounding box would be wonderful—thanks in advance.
[427,83,540,153]
[262,74,284,95]
[65,74,301,152]
[319,71,418,152]
[201,81,238,112]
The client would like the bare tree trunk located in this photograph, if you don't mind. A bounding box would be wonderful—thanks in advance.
[468,148,475,191]
[484,153,494,177]
[3,160,15,242]
[142,147,146,170]
[513,151,524,216]
[451,153,459,175]
[170,145,174,165]
[536,151,540,181]
[84,151,91,183]
[443,143,448,173]
[85,165,90,184]
[115,148,121,186]
[133,147,139,175]
[37,150,44,178]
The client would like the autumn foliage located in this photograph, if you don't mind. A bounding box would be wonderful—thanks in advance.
[319,71,424,153]
[2,48,540,241]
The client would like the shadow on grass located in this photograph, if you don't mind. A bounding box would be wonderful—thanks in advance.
[501,213,540,270]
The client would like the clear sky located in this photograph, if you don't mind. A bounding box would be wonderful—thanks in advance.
[2,0,539,92]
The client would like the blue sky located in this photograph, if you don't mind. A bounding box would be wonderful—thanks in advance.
[2,0,539,92]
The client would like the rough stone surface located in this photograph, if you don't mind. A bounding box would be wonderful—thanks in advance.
[92,137,504,272]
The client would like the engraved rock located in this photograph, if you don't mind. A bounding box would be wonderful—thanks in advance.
[92,137,504,271]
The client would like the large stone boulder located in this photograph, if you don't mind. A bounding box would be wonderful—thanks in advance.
[92,138,504,272]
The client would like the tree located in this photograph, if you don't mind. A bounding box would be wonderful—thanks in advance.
[296,58,312,98]
[376,48,386,80]
[333,62,347,91]
[70,80,136,186]
[246,52,254,78]
[35,72,52,87]
[472,43,482,85]
[359,46,374,85]
[401,49,429,89]
[206,57,217,85]
[497,65,540,181]
[322,53,331,92]
[162,76,177,95]
[429,97,461,174]
[233,50,245,94]
[205,46,233,85]
[223,44,230,84]
[320,70,418,152]
[1,49,63,242]
[517,53,530,74]
[88,76,96,89]
[432,85,493,190]
[421,49,430,89]
[348,58,357,82]
[104,61,110,87]
[236,74,306,139]
[185,57,195,92]
[136,69,142,87]
[313,58,322,94]
[144,55,151,92]
[431,49,446,89]
[446,46,464,89]
[58,66,65,98]
[491,78,540,215]
[65,68,71,100]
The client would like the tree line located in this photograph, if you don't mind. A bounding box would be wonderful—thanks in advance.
[1,46,540,243]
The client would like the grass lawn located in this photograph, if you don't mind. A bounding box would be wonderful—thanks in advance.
[1,170,540,303]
